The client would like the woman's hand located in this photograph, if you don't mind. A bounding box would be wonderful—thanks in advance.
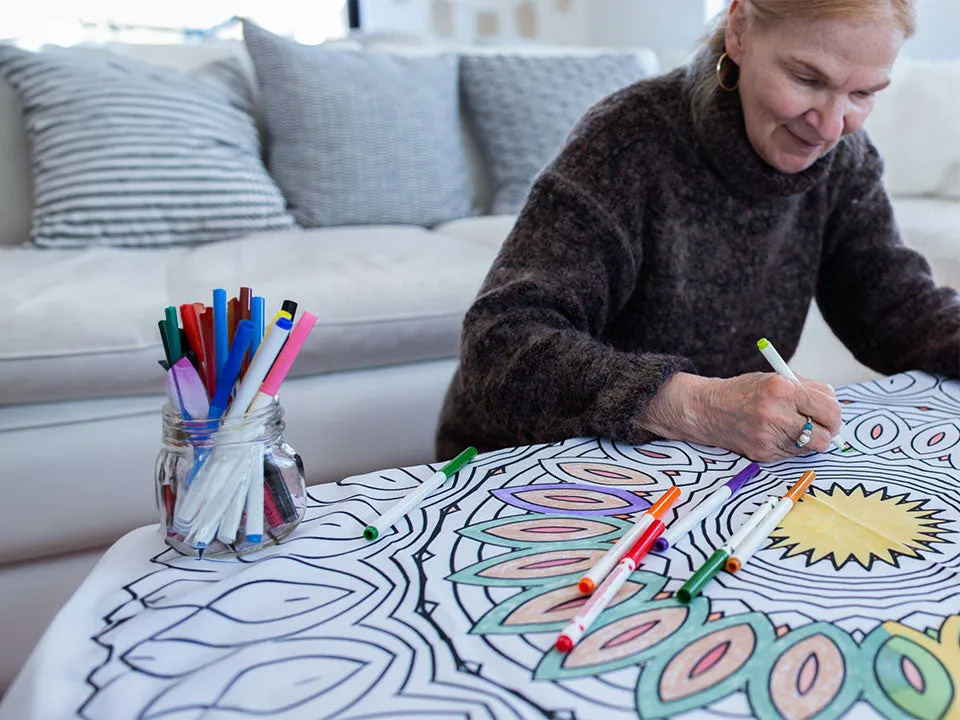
[639,372,843,462]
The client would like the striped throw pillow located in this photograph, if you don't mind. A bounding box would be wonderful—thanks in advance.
[0,44,296,248]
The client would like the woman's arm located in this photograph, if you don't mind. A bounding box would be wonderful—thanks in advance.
[460,170,695,447]
[461,169,843,461]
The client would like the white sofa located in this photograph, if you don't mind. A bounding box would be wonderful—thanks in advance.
[0,40,957,694]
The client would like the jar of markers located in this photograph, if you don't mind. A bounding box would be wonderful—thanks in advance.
[155,397,307,557]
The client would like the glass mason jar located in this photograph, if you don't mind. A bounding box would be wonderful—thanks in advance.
[155,399,306,557]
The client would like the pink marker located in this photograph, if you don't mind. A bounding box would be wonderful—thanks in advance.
[246,311,318,414]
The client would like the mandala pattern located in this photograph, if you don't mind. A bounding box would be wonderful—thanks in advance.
[72,371,960,719]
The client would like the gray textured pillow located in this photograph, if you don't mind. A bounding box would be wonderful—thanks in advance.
[242,20,473,228]
[0,44,296,248]
[460,52,650,215]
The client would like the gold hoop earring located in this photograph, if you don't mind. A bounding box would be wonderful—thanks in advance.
[716,52,739,91]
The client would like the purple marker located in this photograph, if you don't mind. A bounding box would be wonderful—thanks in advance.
[654,462,761,552]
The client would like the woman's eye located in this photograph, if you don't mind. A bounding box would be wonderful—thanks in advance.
[854,90,875,99]
[794,74,818,85]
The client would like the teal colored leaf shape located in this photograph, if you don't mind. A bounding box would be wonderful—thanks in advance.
[472,570,667,637]
[860,623,954,720]
[457,513,629,550]
[446,543,611,588]
[746,621,860,720]
[635,611,776,719]
[535,587,696,680]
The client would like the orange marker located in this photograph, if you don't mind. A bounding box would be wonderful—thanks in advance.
[725,470,816,572]
[578,486,681,594]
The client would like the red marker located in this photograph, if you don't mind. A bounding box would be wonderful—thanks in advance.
[579,485,680,594]
[556,516,668,653]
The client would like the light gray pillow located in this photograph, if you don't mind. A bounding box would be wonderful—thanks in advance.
[242,20,473,228]
[460,52,651,215]
[0,43,296,248]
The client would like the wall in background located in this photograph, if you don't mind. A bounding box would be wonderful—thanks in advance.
[359,0,720,69]
[906,0,960,60]
[359,0,590,46]
[360,0,960,67]
[585,0,709,68]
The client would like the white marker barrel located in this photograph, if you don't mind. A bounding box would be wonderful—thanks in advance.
[658,486,732,551]
[727,499,794,572]
[579,514,654,593]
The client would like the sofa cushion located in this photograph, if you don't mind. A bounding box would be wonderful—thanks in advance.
[0,43,296,248]
[0,225,501,406]
[434,214,518,249]
[459,49,655,215]
[242,20,473,229]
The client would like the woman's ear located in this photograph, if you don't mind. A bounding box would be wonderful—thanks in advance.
[724,0,748,63]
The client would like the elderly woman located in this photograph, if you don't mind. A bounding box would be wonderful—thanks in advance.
[436,0,960,463]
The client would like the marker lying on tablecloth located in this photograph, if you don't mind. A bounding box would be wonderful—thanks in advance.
[556,516,667,652]
[726,469,816,572]
[578,486,681,594]
[757,338,849,452]
[364,447,478,541]
[654,462,760,553]
[676,495,779,604]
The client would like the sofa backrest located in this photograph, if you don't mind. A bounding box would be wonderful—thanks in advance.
[864,56,960,201]
[0,38,659,246]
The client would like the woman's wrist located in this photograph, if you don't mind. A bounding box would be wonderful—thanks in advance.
[636,372,720,443]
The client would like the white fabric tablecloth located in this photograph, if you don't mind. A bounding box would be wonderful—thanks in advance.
[2,371,959,720]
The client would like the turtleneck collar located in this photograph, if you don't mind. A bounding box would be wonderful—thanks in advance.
[681,54,836,201]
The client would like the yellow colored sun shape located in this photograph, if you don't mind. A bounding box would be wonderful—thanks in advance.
[766,484,950,570]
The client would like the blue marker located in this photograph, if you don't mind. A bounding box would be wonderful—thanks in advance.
[250,296,266,360]
[213,288,228,382]
[208,319,254,421]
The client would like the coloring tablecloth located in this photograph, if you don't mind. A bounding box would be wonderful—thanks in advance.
[2,371,960,720]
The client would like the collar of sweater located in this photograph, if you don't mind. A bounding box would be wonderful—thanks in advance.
[687,72,837,201]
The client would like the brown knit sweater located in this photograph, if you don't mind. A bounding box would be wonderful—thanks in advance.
[435,64,960,460]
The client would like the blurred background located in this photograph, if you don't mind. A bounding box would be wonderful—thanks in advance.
[4,0,959,70]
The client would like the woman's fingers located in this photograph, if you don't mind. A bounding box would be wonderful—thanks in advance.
[796,381,843,437]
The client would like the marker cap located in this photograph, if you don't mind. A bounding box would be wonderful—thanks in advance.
[784,469,816,502]
[440,446,478,478]
[363,526,379,541]
[725,462,761,494]
[625,518,665,565]
[555,635,573,653]
[647,486,681,519]
[677,548,728,604]
[578,578,594,594]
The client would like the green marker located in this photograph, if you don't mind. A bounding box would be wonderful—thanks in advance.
[158,320,173,367]
[676,495,778,604]
[364,446,478,541]
[677,548,729,604]
[164,305,182,362]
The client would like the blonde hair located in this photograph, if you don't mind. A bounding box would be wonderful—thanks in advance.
[690,0,917,128]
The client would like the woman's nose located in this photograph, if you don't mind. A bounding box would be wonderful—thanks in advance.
[804,97,846,143]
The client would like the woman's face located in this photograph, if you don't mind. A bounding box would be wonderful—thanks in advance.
[724,2,904,174]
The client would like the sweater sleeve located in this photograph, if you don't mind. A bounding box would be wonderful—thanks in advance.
[818,136,960,378]
[458,169,696,447]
